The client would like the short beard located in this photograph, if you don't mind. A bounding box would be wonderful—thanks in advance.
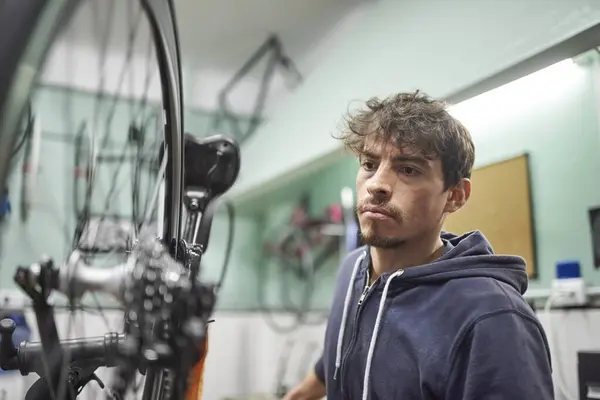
[360,232,405,249]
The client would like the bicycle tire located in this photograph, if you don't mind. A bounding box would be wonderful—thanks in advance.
[0,0,186,398]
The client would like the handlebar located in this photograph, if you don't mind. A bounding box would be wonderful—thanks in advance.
[0,314,127,375]
[12,331,126,376]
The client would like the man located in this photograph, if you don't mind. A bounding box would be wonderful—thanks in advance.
[283,91,554,399]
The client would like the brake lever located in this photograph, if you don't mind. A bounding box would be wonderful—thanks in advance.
[68,358,106,393]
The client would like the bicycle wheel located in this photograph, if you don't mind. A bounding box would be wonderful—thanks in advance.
[0,0,185,398]
[0,0,183,248]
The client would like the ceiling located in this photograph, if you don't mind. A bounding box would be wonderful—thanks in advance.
[60,0,371,75]
[174,0,370,73]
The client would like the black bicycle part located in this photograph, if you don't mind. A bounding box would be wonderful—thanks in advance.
[146,0,185,258]
[18,333,124,376]
[160,133,241,211]
[19,112,37,223]
[72,121,90,220]
[25,377,76,400]
[184,134,240,199]
[0,318,18,370]
[181,134,240,290]
[10,100,33,166]
[0,317,124,399]
[120,238,217,400]
[130,113,164,236]
[12,259,76,399]
[183,197,236,292]
[24,358,106,400]
[23,353,109,400]
[5,235,218,398]
[176,133,240,283]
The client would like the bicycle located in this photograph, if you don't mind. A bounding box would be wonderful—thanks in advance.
[0,1,240,398]
[258,188,360,333]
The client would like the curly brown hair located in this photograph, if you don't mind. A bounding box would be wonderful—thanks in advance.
[335,90,475,189]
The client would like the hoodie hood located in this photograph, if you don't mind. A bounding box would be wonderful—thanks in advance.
[324,230,531,400]
[378,230,530,294]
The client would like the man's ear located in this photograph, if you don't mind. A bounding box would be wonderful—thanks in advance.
[444,178,471,214]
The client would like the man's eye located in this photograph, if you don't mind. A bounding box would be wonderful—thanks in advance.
[399,166,418,176]
[361,161,375,170]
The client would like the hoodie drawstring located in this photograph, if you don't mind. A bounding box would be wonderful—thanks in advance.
[361,268,404,400]
[333,251,366,380]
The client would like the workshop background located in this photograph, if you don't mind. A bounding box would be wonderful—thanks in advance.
[2,0,600,399]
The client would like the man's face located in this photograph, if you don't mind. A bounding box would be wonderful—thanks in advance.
[355,139,467,248]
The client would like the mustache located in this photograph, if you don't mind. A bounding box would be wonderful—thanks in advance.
[356,201,401,219]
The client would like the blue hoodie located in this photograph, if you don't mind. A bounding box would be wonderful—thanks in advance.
[314,230,554,400]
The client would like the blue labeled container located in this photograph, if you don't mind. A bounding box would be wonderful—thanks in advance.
[555,260,582,279]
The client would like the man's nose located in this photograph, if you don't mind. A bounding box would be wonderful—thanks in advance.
[366,169,393,202]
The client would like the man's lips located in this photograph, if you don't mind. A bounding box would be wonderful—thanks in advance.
[360,205,394,220]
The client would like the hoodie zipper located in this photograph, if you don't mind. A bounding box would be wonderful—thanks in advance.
[357,278,371,307]
[339,270,373,394]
